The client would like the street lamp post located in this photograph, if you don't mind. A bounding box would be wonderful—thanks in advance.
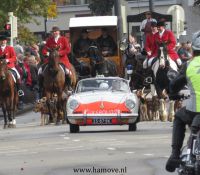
[149,0,154,12]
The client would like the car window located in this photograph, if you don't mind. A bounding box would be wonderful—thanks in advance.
[76,78,130,93]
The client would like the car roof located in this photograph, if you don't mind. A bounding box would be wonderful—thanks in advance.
[69,16,117,28]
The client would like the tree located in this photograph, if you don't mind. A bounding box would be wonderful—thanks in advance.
[88,0,114,16]
[0,0,52,43]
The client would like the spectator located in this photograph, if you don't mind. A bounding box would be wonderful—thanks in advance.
[73,29,92,58]
[97,28,117,56]
[140,11,157,47]
[16,54,32,88]
[177,42,191,63]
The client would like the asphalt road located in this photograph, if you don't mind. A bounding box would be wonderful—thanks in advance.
[0,111,188,175]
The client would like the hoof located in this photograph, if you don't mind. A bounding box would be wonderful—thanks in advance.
[56,121,62,125]
[3,124,8,129]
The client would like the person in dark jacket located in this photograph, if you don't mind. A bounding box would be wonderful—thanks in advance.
[166,30,200,172]
[73,29,92,58]
[97,28,117,56]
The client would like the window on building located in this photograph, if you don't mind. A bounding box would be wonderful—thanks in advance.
[53,0,90,5]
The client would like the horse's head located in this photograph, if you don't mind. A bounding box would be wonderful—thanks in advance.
[88,45,104,65]
[157,42,169,68]
[48,46,60,67]
[0,58,8,81]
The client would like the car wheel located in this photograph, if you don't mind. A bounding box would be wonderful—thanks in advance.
[129,123,137,131]
[69,124,80,133]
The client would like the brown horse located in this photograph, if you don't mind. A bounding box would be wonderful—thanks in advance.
[0,58,18,128]
[42,47,76,124]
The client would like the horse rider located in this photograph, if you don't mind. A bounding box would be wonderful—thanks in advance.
[73,29,92,58]
[165,30,200,172]
[154,21,182,72]
[38,26,71,95]
[0,35,24,109]
[97,28,117,56]
[140,11,157,47]
[143,21,158,69]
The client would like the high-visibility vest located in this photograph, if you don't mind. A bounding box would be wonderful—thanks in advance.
[186,56,200,112]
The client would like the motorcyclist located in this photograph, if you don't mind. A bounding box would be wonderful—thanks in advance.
[166,30,200,172]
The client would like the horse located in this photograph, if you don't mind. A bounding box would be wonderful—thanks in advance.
[124,46,151,90]
[69,54,92,80]
[0,57,18,128]
[42,47,72,124]
[151,42,179,121]
[87,45,118,77]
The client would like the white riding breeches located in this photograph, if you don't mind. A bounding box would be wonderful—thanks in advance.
[152,58,178,78]
[143,57,155,69]
[11,67,20,79]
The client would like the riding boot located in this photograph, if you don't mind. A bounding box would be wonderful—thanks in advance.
[166,117,186,172]
[37,74,44,101]
[60,63,71,88]
[16,79,24,97]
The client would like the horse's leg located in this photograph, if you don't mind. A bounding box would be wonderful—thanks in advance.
[2,104,8,129]
[46,93,54,124]
[159,99,168,122]
[168,100,175,122]
[56,93,63,125]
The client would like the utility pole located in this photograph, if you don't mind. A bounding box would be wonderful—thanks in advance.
[149,0,154,12]
[114,0,123,39]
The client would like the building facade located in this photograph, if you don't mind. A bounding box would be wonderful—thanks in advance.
[25,0,200,42]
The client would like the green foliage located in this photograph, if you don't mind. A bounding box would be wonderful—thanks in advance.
[18,25,38,45]
[0,0,51,43]
[88,0,114,16]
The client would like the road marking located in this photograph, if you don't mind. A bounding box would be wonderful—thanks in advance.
[55,146,83,150]
[0,149,28,154]
[125,152,135,154]
[73,139,80,142]
[6,151,38,156]
[107,147,116,150]
[144,153,154,156]
[63,137,70,140]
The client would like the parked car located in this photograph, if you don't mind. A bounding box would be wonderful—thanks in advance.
[67,76,139,133]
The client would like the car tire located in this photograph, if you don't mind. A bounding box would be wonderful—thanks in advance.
[69,124,80,133]
[129,123,137,131]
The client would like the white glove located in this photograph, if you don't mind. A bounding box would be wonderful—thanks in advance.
[6,59,10,63]
[176,58,182,66]
[147,51,152,56]
[46,52,50,56]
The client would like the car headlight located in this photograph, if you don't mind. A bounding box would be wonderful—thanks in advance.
[68,99,79,110]
[125,99,135,110]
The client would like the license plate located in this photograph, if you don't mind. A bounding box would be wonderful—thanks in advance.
[92,118,112,124]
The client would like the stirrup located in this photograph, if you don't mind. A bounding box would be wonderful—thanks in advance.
[18,90,24,97]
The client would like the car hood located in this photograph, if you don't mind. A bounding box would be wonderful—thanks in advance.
[70,91,136,113]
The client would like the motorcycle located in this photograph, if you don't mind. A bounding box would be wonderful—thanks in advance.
[178,114,200,175]
[169,94,200,175]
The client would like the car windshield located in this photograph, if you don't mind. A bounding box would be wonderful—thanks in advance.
[76,78,130,93]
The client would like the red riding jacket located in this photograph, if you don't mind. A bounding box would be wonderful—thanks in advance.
[42,36,71,69]
[0,46,17,69]
[145,32,157,58]
[154,30,179,61]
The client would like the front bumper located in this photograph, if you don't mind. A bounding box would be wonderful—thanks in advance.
[67,113,138,126]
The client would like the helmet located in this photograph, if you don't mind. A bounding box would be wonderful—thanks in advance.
[192,31,200,51]
[99,82,109,89]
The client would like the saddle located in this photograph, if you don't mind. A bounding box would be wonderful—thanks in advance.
[8,69,17,83]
